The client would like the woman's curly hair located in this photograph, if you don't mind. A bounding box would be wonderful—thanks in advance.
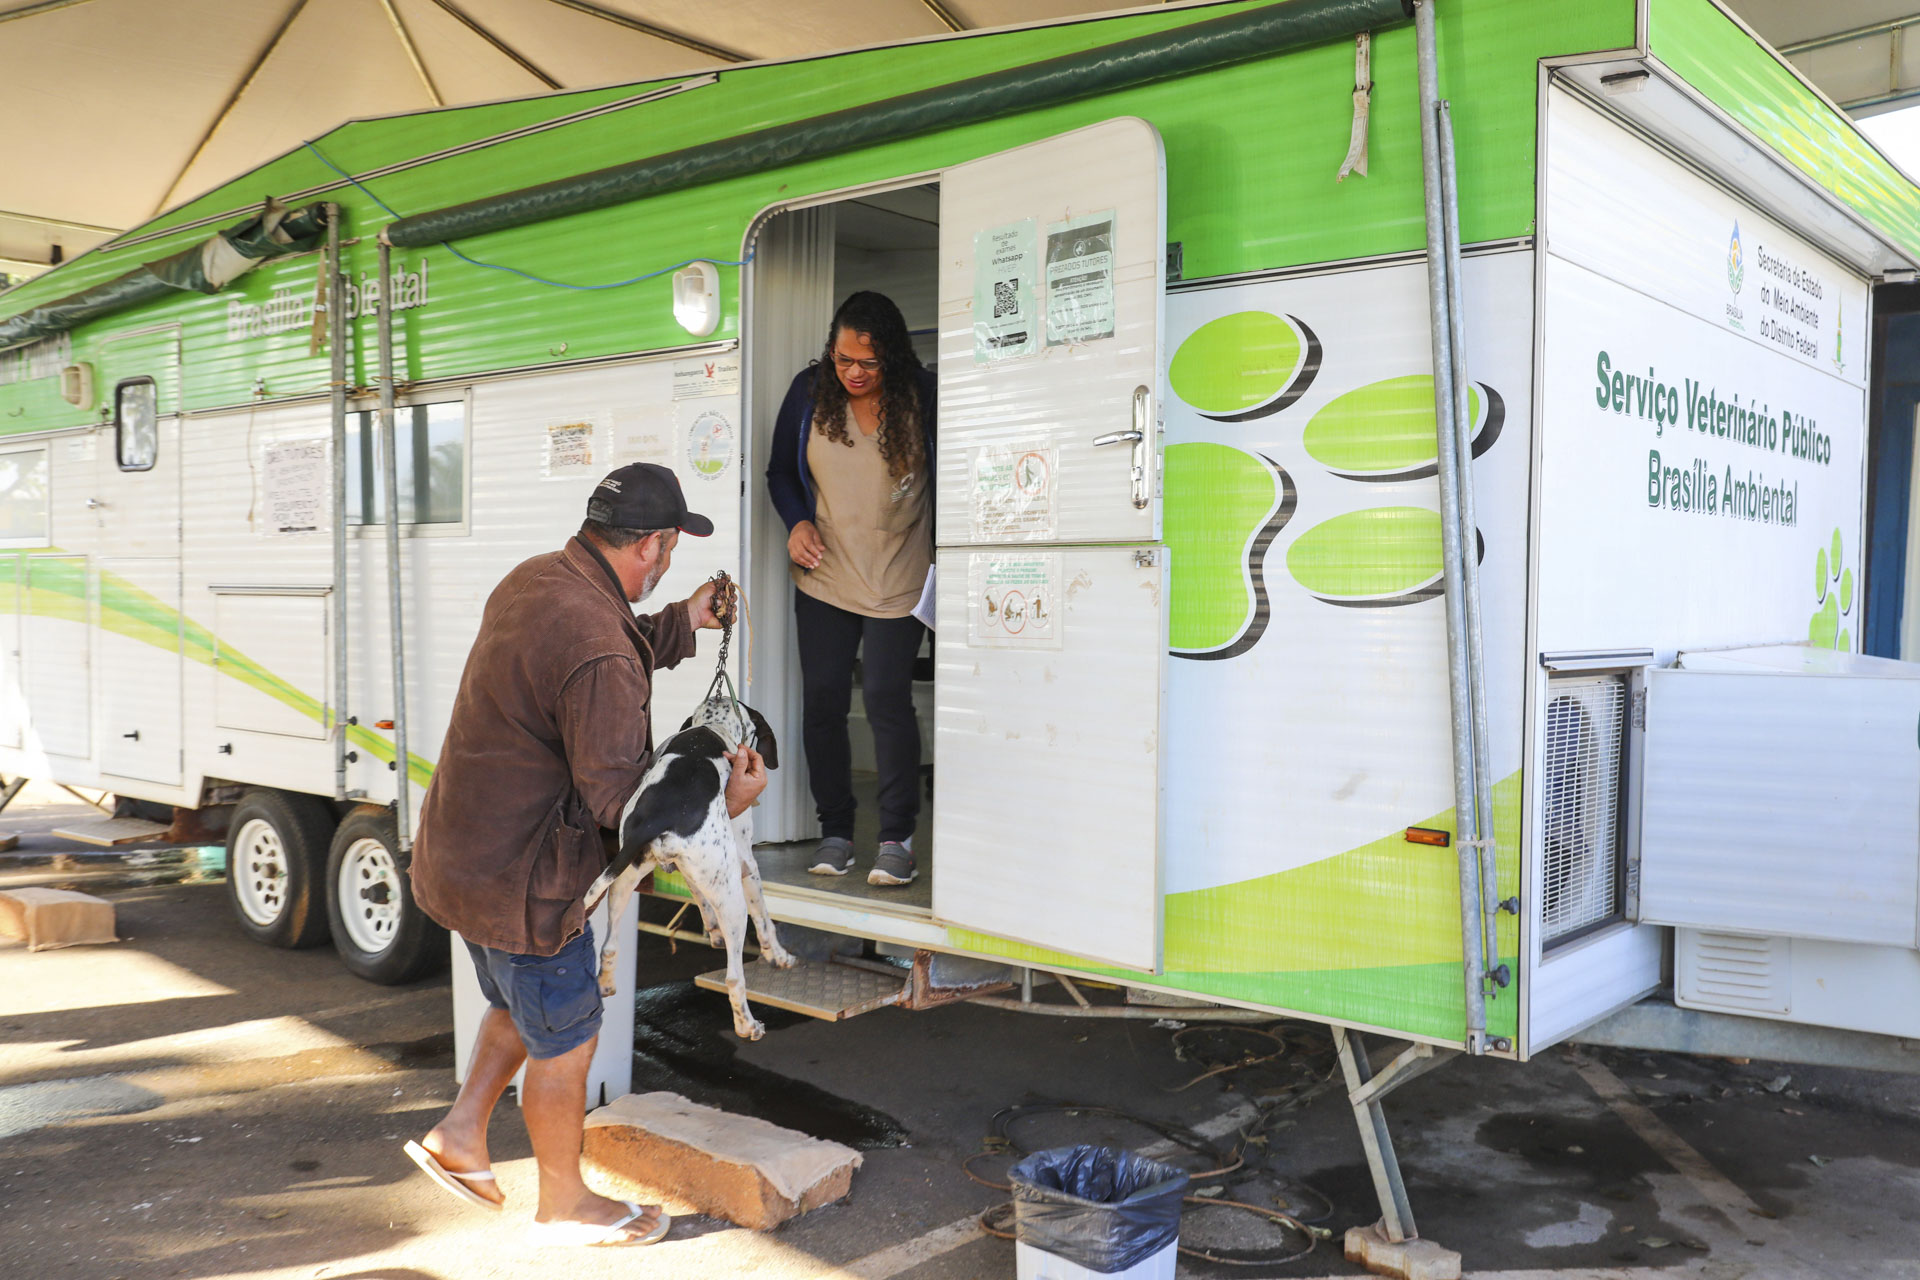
[810,291,923,481]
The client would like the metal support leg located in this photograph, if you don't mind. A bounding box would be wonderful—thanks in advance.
[1336,1026,1449,1244]
[0,775,28,817]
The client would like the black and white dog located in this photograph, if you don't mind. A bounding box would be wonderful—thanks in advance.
[583,697,795,1040]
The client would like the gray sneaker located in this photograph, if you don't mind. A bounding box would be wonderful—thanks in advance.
[867,842,918,886]
[808,836,856,876]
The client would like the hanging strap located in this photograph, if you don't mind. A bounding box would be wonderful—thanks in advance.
[1338,32,1373,183]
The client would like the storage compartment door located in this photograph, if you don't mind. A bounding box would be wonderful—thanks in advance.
[26,555,90,760]
[1639,667,1920,948]
[97,558,182,786]
[935,117,1166,546]
[213,591,331,740]
[933,545,1167,971]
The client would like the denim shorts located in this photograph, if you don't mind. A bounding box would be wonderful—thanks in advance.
[465,924,603,1060]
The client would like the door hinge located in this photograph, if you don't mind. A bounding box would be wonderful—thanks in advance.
[1631,687,1647,730]
[1133,549,1156,569]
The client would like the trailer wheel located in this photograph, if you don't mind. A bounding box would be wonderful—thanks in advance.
[326,808,447,985]
[224,789,335,949]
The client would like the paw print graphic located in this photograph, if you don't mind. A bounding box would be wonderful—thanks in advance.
[1808,526,1853,652]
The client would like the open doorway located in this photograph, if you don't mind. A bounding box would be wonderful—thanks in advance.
[745,182,939,915]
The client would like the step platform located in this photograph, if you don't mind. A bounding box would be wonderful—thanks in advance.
[49,817,173,847]
[695,957,906,1021]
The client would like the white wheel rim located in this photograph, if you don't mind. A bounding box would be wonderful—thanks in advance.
[231,817,290,927]
[338,836,402,956]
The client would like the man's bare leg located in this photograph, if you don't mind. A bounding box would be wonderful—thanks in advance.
[418,1006,523,1207]
[525,1034,661,1235]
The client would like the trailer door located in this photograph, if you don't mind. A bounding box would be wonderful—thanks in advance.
[932,117,1169,972]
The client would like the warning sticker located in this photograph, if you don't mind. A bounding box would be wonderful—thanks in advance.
[1045,211,1116,346]
[970,443,1057,540]
[262,438,329,535]
[968,551,1063,649]
[545,421,597,476]
[972,218,1039,363]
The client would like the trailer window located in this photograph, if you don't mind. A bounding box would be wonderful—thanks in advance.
[115,378,157,471]
[0,447,49,546]
[345,401,466,527]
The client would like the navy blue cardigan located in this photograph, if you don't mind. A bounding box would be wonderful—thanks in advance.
[765,364,938,532]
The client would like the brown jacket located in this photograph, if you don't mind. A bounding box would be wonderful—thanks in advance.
[410,536,696,955]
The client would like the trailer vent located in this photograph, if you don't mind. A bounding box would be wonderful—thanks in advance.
[1541,674,1628,946]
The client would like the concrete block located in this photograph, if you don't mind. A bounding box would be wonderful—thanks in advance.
[0,888,117,951]
[581,1090,861,1231]
[1344,1221,1461,1280]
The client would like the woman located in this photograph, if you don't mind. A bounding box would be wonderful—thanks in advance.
[767,291,936,887]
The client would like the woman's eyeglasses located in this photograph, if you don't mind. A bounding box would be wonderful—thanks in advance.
[832,354,881,372]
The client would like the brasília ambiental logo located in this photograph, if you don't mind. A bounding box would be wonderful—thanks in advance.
[1728,221,1745,294]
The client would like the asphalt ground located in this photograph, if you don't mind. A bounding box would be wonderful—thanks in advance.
[2,788,1918,1279]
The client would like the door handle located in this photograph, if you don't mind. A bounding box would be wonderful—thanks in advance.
[122,730,140,741]
[1090,386,1153,510]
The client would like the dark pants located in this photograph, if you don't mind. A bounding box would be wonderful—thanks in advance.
[794,588,925,843]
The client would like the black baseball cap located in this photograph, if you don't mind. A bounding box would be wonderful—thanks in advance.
[586,463,714,537]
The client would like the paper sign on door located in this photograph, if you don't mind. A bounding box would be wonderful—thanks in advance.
[967,551,1063,649]
[970,443,1057,540]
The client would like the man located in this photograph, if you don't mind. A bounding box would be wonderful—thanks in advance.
[404,462,765,1247]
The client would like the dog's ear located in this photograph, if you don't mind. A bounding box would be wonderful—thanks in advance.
[679,714,695,733]
[745,705,778,770]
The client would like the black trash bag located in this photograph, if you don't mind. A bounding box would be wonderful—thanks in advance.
[1008,1145,1189,1273]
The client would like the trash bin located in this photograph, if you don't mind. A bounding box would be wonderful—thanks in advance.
[1008,1145,1189,1279]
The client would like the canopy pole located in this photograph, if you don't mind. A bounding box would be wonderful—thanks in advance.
[1413,0,1489,1055]
[376,237,413,851]
[1437,101,1506,1000]
[327,205,349,803]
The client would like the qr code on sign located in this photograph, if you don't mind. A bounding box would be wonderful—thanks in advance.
[992,278,1018,318]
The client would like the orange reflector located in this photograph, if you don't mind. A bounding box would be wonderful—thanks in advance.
[1404,826,1451,847]
[374,719,395,730]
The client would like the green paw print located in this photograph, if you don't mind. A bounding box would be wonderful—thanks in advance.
[1809,526,1853,651]
[1164,443,1294,658]
[1164,321,1506,658]
[1169,311,1321,421]
[1301,375,1504,482]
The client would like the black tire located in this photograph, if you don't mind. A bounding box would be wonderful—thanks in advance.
[224,789,336,949]
[325,807,447,985]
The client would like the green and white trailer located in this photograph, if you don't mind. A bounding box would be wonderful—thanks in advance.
[5,0,1920,1239]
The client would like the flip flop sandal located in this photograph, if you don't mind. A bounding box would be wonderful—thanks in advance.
[403,1139,502,1212]
[527,1201,671,1248]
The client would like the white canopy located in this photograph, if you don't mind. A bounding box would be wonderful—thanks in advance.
[0,0,1902,277]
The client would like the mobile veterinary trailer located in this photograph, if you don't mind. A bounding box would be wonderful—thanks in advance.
[5,0,1920,1240]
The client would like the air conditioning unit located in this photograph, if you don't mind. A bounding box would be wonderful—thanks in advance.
[60,362,93,410]
[1541,671,1632,948]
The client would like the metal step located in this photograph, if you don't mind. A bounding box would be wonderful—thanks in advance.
[49,817,173,847]
[695,958,906,1021]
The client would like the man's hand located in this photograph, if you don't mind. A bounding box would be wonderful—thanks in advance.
[724,747,767,817]
[687,577,737,630]
[787,520,826,570]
